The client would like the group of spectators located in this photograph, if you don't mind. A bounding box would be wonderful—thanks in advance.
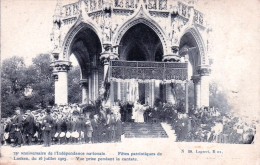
[171,106,257,144]
[0,104,123,147]
[0,102,257,146]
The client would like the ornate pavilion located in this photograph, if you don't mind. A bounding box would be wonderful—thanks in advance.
[50,0,212,112]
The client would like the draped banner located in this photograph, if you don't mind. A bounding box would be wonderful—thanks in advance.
[108,60,188,83]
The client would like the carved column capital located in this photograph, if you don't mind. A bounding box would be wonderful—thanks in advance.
[191,75,201,84]
[100,43,119,64]
[163,45,180,62]
[197,66,211,76]
[50,60,72,73]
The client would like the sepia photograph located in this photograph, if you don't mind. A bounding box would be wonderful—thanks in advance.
[0,0,259,164]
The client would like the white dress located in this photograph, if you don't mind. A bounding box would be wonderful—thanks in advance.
[133,103,146,123]
[135,108,145,123]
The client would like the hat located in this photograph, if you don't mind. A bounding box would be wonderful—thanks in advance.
[60,132,65,137]
[54,132,59,138]
[15,107,21,111]
[72,131,79,138]
[66,132,71,138]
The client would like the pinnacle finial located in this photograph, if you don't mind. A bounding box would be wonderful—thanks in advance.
[54,0,62,16]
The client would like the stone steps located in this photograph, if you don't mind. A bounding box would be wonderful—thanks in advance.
[123,122,168,138]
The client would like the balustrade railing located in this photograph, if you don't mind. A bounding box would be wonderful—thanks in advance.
[61,0,204,26]
[177,1,190,19]
[194,9,204,26]
[63,2,81,17]
[177,1,204,26]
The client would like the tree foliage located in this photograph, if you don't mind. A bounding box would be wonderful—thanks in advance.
[209,81,230,113]
[1,54,55,117]
[68,65,81,104]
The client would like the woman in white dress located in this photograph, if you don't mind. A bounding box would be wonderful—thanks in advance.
[132,101,147,123]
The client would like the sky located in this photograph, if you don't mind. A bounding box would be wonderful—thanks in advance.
[1,0,260,118]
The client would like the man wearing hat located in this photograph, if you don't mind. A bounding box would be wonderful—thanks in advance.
[23,110,35,145]
[12,107,23,147]
[36,110,46,144]
[42,108,54,147]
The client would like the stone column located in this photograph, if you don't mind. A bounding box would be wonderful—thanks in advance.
[117,81,121,101]
[80,79,88,104]
[100,43,119,106]
[198,66,211,107]
[93,69,99,100]
[185,82,189,113]
[88,75,92,102]
[51,60,71,105]
[163,45,181,104]
[192,75,201,109]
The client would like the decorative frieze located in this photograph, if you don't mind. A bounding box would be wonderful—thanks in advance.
[149,11,169,18]
[113,9,134,16]
[62,17,77,25]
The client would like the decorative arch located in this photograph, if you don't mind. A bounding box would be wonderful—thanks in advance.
[114,17,168,55]
[179,27,206,66]
[61,21,102,60]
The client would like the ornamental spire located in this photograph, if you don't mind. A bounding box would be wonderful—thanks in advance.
[53,0,62,24]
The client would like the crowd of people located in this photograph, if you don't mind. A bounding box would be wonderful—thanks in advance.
[0,101,258,146]
[0,104,123,147]
[171,106,257,144]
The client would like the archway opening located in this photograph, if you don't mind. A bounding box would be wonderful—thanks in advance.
[68,26,102,104]
[179,31,201,76]
[119,23,163,61]
[179,31,203,110]
[115,23,165,109]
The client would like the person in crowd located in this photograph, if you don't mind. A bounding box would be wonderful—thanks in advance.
[78,114,85,143]
[0,119,5,145]
[70,116,77,143]
[4,118,14,145]
[51,114,57,144]
[75,115,83,143]
[12,107,23,147]
[115,114,123,142]
[99,111,107,143]
[37,110,46,144]
[66,116,73,144]
[83,114,93,143]
[91,114,100,143]
[42,108,54,147]
[23,110,35,145]
[60,116,67,144]
[106,112,116,142]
